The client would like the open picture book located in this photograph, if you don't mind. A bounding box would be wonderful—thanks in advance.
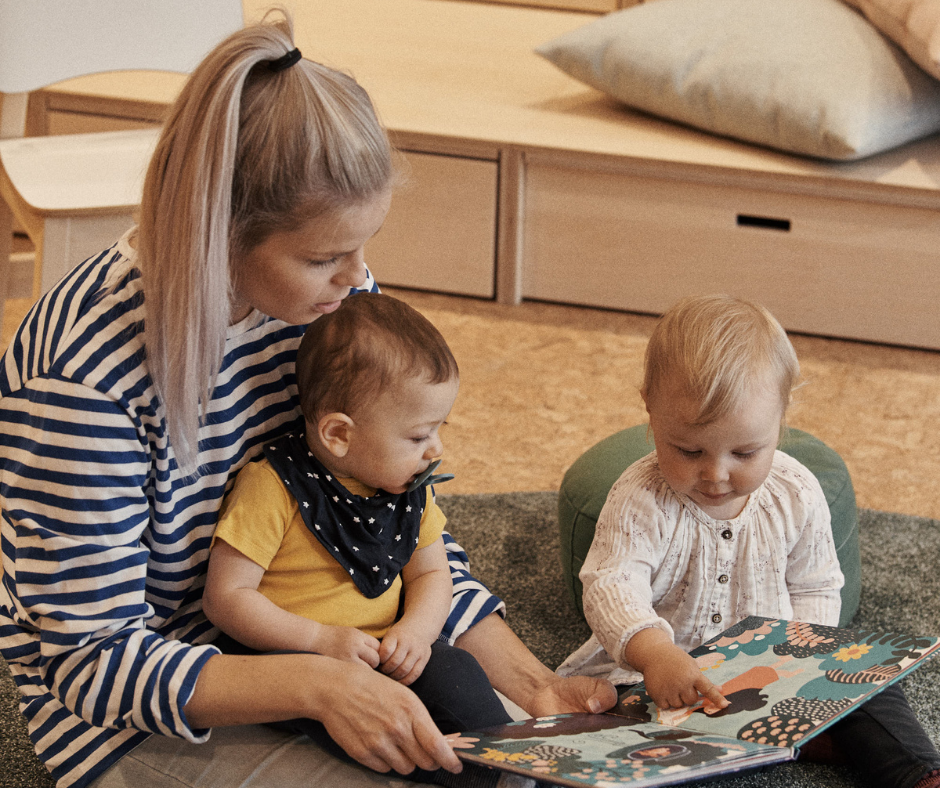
[450,617,940,787]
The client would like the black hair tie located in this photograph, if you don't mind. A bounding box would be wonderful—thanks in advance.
[268,47,302,72]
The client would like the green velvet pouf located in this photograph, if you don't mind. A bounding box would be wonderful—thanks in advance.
[558,425,860,627]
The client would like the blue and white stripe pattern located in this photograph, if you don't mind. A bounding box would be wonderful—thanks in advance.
[0,235,503,788]
[440,534,506,644]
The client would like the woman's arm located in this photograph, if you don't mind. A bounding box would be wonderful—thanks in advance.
[441,531,618,716]
[0,378,223,740]
[203,539,381,666]
[455,612,618,717]
[184,650,461,775]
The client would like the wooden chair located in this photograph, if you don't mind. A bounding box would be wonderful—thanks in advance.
[0,0,243,326]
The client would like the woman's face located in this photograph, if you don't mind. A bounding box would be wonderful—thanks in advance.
[231,190,392,325]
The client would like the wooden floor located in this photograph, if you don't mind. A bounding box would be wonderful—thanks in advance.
[4,241,940,521]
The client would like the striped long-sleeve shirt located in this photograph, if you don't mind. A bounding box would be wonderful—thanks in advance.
[0,233,504,788]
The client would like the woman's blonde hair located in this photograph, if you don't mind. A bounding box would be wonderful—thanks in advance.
[137,11,393,475]
[642,294,800,427]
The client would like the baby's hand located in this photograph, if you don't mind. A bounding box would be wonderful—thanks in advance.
[644,645,728,711]
[379,622,432,686]
[316,624,381,669]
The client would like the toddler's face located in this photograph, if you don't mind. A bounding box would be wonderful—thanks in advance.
[339,375,459,494]
[646,377,782,520]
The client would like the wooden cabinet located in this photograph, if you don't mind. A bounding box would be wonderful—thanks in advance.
[462,0,618,12]
[14,0,940,349]
[522,157,940,348]
[366,150,498,298]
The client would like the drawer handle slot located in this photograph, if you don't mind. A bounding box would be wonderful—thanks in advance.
[736,214,791,231]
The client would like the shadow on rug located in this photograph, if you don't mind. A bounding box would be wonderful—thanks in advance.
[2,494,938,788]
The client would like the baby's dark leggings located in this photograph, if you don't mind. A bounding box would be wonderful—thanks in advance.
[828,683,940,788]
[215,635,512,786]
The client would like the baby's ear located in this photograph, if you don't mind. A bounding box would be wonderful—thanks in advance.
[317,413,354,458]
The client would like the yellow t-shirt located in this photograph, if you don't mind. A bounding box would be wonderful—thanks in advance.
[213,458,446,638]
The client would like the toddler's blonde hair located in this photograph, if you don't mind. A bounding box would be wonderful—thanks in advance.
[642,294,800,426]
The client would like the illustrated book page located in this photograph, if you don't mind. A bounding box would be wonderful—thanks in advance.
[451,617,940,787]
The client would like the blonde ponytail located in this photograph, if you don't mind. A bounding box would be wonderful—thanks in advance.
[137,12,392,475]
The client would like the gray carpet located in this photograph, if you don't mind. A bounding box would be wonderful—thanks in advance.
[2,494,938,788]
[438,494,940,788]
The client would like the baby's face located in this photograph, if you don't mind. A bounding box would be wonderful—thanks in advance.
[647,377,782,520]
[341,375,459,494]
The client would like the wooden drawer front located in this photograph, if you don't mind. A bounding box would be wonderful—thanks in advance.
[366,151,497,298]
[522,162,940,348]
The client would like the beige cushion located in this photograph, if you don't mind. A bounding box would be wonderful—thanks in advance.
[536,0,940,160]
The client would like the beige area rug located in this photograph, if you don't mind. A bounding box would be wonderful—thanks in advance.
[4,287,940,520]
[384,289,940,523]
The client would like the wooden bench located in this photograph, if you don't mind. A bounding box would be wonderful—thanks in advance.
[26,0,940,349]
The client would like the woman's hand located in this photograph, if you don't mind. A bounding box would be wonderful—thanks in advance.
[185,652,462,776]
[525,673,620,717]
[454,613,618,717]
[315,659,461,775]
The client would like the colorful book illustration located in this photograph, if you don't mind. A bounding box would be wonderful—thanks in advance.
[450,617,940,787]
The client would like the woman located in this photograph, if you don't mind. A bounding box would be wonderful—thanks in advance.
[0,13,614,788]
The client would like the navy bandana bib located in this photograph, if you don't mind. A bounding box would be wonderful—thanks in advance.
[262,432,426,599]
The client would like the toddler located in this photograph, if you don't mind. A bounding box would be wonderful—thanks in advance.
[559,294,940,788]
[204,292,514,782]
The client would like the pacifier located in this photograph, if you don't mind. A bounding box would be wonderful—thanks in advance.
[406,458,455,492]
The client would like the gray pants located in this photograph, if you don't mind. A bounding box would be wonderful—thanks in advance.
[89,724,420,788]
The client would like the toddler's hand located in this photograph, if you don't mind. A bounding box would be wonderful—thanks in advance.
[316,624,381,669]
[644,645,728,711]
[379,622,432,686]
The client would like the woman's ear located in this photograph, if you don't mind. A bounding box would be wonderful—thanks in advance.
[317,412,354,458]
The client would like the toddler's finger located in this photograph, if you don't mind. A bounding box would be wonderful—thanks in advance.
[378,635,396,662]
[380,649,406,676]
[679,688,701,707]
[359,644,381,669]
[397,663,423,686]
[390,651,420,682]
[697,678,729,709]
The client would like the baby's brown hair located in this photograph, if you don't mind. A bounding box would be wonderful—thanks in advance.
[296,293,458,422]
